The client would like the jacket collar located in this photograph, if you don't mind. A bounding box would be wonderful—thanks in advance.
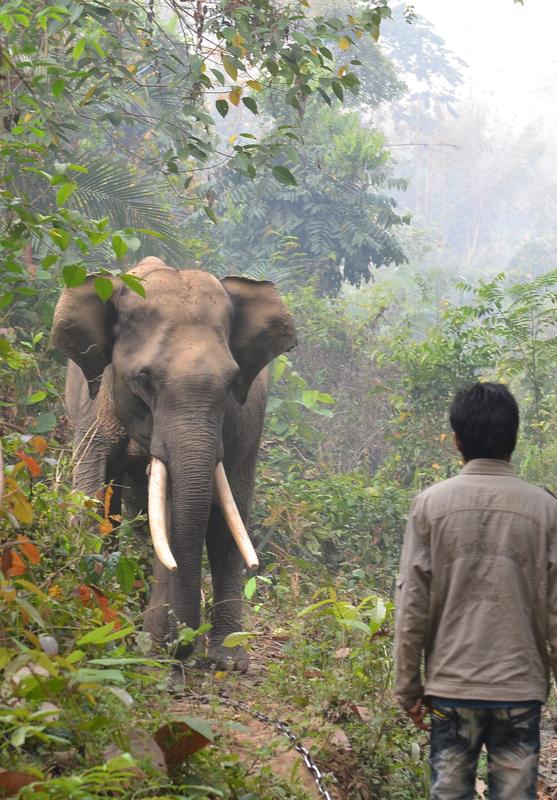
[461,459,516,476]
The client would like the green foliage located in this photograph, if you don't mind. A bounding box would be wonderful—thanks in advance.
[266,354,335,441]
[257,574,428,797]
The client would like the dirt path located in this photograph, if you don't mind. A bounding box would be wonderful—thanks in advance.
[170,632,346,799]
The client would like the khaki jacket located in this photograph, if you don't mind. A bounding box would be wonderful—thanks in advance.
[394,459,557,710]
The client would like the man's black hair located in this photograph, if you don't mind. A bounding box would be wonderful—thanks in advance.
[449,382,519,462]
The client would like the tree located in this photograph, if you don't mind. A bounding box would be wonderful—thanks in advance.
[217,106,408,293]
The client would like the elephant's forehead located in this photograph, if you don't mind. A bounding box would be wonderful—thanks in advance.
[119,268,231,322]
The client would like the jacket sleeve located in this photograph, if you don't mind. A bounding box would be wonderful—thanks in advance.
[394,495,432,711]
[547,512,557,684]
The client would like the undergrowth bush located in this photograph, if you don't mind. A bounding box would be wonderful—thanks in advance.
[0,435,316,799]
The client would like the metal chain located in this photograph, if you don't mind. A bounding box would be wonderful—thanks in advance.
[217,695,334,800]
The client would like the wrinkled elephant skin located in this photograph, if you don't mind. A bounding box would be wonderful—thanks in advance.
[51,258,297,671]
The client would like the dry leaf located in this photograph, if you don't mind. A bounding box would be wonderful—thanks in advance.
[17,451,41,478]
[154,719,212,771]
[74,584,92,606]
[90,586,121,626]
[103,485,113,519]
[98,519,114,536]
[17,536,41,565]
[5,550,26,578]
[0,770,39,797]
[329,727,351,751]
[350,704,373,723]
[31,436,48,456]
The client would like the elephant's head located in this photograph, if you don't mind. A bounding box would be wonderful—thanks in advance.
[51,258,296,623]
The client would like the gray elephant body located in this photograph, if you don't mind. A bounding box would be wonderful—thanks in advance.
[53,258,296,670]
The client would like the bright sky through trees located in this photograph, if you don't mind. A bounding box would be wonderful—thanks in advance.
[413,0,557,127]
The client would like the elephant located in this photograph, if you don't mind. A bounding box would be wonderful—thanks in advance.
[51,257,296,671]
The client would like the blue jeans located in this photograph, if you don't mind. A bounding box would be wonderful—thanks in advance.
[429,703,540,799]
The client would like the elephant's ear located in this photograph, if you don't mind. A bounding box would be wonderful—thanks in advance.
[51,277,118,399]
[222,276,297,404]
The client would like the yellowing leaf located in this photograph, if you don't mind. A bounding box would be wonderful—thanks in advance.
[222,55,238,81]
[80,84,98,106]
[127,64,137,74]
[228,87,241,107]
[355,29,364,39]
[200,62,207,74]
[11,494,33,524]
[338,37,351,51]
[0,582,16,602]
[247,79,263,92]
[337,65,346,77]
[231,33,244,47]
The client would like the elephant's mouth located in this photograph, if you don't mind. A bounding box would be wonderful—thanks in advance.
[147,457,259,572]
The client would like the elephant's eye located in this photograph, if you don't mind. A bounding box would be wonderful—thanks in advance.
[136,369,150,384]
[132,369,152,398]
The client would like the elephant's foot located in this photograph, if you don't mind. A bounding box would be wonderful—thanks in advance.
[143,606,171,654]
[208,642,249,673]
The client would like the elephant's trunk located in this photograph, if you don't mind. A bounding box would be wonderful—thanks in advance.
[151,416,219,638]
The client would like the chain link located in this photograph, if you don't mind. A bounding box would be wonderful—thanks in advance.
[218,696,333,800]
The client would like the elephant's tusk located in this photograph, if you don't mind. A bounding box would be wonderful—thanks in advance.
[148,457,177,571]
[214,462,259,570]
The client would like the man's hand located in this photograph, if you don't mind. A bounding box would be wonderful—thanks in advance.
[407,698,430,731]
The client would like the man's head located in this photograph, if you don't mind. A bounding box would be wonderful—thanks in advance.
[449,382,519,463]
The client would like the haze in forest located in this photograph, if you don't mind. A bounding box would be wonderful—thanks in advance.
[416,0,557,127]
[373,1,557,280]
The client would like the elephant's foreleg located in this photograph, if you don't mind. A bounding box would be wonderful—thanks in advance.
[144,554,171,649]
[206,501,249,672]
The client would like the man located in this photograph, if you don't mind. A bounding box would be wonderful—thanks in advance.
[394,382,557,800]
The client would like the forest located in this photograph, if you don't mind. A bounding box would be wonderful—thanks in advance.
[1,0,557,798]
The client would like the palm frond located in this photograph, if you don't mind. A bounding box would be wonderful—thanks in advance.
[72,155,191,265]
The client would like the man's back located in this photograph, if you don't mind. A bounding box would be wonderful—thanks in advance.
[401,459,557,704]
